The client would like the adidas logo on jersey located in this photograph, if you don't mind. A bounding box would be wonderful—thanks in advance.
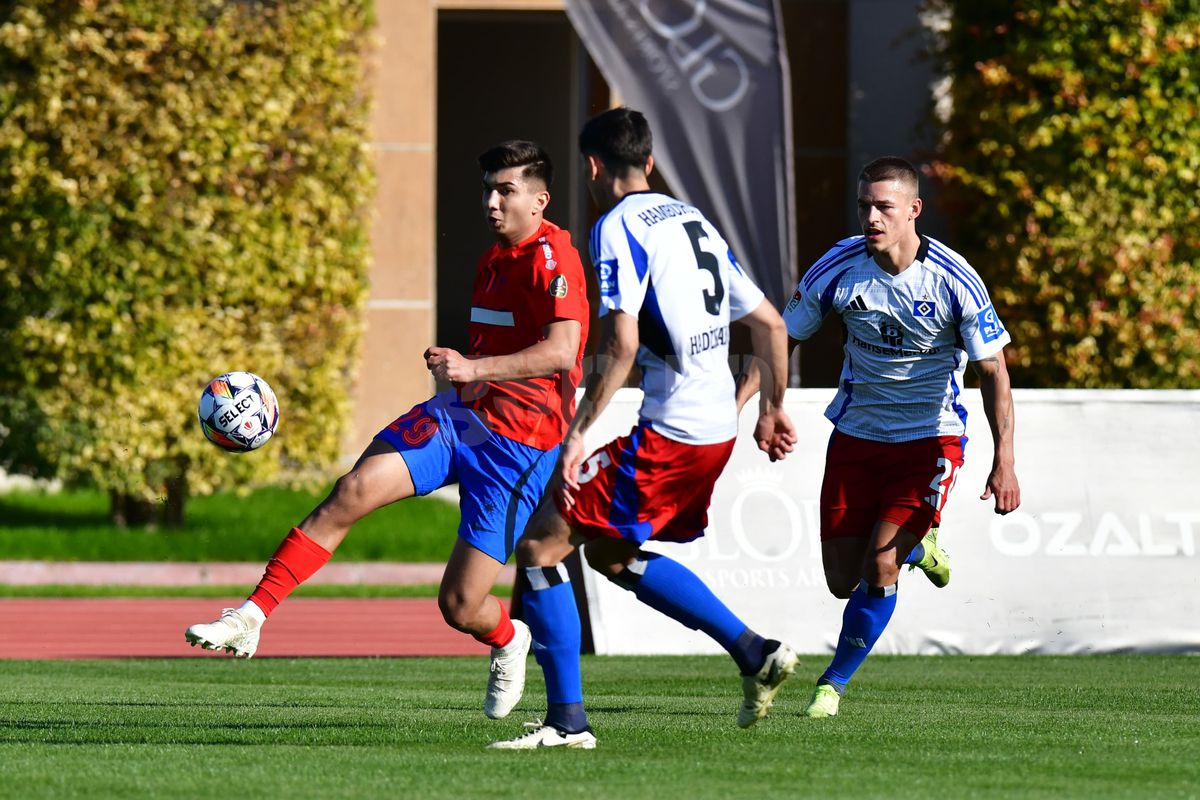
[848,295,868,311]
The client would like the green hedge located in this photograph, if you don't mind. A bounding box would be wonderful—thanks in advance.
[0,1,374,518]
[927,0,1200,387]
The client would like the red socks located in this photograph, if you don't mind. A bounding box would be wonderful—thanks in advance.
[475,598,515,648]
[248,531,514,649]
[248,527,332,617]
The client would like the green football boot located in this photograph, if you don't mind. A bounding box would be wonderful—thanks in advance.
[910,526,951,588]
[802,684,841,719]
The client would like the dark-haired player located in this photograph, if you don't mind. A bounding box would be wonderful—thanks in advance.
[490,108,798,750]
[756,156,1020,718]
[186,140,589,722]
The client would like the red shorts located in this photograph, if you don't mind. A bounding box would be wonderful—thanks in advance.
[556,423,735,545]
[820,431,965,541]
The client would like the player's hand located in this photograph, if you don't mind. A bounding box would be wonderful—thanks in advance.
[553,433,587,510]
[980,461,1020,514]
[753,408,797,462]
[424,347,476,382]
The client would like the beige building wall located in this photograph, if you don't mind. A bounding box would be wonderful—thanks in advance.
[346,0,436,459]
[348,0,565,461]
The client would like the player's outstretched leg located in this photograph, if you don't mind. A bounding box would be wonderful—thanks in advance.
[906,527,950,588]
[184,440,417,658]
[803,580,898,719]
[185,526,330,658]
[591,547,797,728]
[489,563,595,750]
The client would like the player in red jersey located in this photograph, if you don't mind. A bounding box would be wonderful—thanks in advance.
[186,140,589,721]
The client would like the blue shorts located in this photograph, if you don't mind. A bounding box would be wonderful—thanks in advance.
[376,391,558,564]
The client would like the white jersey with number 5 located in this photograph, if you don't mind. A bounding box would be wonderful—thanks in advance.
[590,191,765,444]
[783,234,1011,443]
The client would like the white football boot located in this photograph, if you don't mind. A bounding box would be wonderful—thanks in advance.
[484,619,532,719]
[737,641,799,728]
[185,607,262,658]
[488,722,597,750]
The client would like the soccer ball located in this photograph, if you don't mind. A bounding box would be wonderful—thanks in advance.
[198,371,280,452]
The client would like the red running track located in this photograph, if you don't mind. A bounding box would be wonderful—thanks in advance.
[0,598,491,659]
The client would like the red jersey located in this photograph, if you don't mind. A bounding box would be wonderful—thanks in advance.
[458,220,590,451]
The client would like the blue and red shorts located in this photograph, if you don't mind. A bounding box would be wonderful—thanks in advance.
[820,431,965,540]
[556,422,735,545]
[376,391,558,564]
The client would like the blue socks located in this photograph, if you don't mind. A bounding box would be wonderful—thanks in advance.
[521,564,588,734]
[610,552,767,675]
[522,551,773,731]
[905,541,925,566]
[820,581,898,691]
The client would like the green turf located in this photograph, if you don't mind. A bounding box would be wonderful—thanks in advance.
[0,486,460,562]
[0,656,1197,799]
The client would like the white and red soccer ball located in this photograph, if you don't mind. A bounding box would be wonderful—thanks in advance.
[197,371,280,453]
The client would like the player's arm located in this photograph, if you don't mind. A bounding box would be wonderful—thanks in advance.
[424,319,582,383]
[971,349,1021,514]
[735,336,800,413]
[555,310,639,508]
[733,299,797,461]
[737,248,835,413]
[733,335,801,461]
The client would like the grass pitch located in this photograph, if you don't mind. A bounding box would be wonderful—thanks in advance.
[1,656,1197,799]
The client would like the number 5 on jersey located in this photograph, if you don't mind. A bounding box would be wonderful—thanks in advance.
[577,451,612,484]
[684,220,724,315]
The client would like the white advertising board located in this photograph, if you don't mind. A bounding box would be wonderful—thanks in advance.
[582,389,1200,655]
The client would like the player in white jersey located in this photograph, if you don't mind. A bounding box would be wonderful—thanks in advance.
[741,156,1021,719]
[785,231,1009,443]
[490,107,799,750]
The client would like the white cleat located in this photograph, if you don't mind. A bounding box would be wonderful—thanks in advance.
[488,722,597,750]
[485,619,531,719]
[185,608,262,658]
[737,641,799,728]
